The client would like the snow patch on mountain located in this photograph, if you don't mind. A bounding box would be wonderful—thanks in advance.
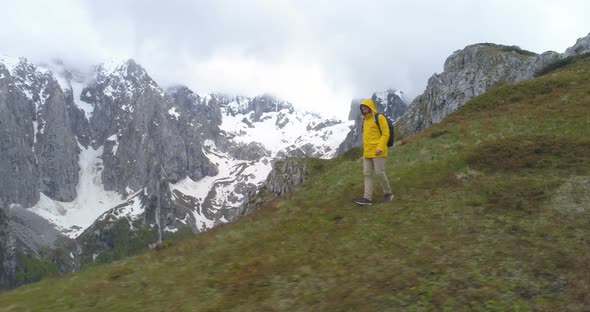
[0,54,21,73]
[170,139,274,231]
[97,192,144,223]
[97,58,132,77]
[106,135,119,155]
[168,107,180,120]
[220,107,353,159]
[8,60,51,112]
[37,60,96,120]
[97,59,166,104]
[29,144,127,238]
[71,79,94,119]
[170,177,214,231]
[165,101,353,232]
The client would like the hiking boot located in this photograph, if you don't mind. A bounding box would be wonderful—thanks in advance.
[353,198,372,206]
[384,193,394,202]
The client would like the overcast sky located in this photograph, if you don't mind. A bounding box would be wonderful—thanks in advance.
[1,0,589,119]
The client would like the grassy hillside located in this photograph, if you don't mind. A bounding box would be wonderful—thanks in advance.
[1,57,589,311]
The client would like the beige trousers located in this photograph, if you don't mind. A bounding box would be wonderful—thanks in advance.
[363,157,392,201]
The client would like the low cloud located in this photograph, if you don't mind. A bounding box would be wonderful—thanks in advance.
[2,0,589,119]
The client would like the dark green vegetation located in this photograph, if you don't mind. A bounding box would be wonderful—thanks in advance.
[498,46,537,57]
[13,252,59,288]
[79,219,158,265]
[478,43,537,57]
[535,53,590,77]
[1,57,589,311]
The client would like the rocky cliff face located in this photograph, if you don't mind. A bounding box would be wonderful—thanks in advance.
[336,90,408,154]
[564,32,590,57]
[0,57,81,206]
[396,43,562,136]
[0,203,13,289]
[239,158,310,215]
[0,57,82,286]
[396,34,590,136]
[0,201,77,290]
[0,62,39,208]
[82,60,194,194]
[36,80,80,202]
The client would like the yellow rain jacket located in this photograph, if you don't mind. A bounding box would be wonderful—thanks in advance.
[360,98,390,158]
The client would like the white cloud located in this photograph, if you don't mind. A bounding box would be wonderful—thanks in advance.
[1,0,589,120]
[0,0,107,66]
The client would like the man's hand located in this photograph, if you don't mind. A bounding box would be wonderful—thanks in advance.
[375,150,382,156]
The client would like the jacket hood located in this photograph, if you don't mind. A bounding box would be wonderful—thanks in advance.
[360,98,378,114]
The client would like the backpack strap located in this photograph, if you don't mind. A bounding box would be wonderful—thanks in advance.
[373,113,383,134]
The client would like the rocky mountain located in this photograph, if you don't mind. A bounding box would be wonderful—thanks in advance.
[0,200,78,289]
[0,57,81,208]
[336,89,409,154]
[397,32,590,136]
[0,54,353,288]
[564,33,590,57]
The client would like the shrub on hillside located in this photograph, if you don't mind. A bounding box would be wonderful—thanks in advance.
[535,53,590,77]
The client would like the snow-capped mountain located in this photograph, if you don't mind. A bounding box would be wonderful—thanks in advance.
[0,54,354,273]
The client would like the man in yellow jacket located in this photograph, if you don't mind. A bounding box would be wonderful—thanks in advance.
[354,98,393,205]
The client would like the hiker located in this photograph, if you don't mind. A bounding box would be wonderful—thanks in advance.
[354,98,393,205]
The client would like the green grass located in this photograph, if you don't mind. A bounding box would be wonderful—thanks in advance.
[477,43,537,57]
[1,57,590,311]
[535,53,590,77]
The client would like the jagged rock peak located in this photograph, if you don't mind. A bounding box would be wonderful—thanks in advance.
[0,55,53,83]
[564,32,590,57]
[82,58,163,114]
[96,58,142,77]
[0,56,57,112]
[372,89,409,119]
[115,59,150,79]
[396,42,561,136]
[92,59,162,94]
[0,54,30,73]
[167,85,196,96]
[220,93,294,119]
[375,89,408,103]
[252,94,294,112]
[167,85,203,107]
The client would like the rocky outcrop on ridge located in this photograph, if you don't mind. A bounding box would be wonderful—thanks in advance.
[396,33,590,137]
[396,43,561,136]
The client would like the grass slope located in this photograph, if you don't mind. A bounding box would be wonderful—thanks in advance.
[1,58,589,311]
